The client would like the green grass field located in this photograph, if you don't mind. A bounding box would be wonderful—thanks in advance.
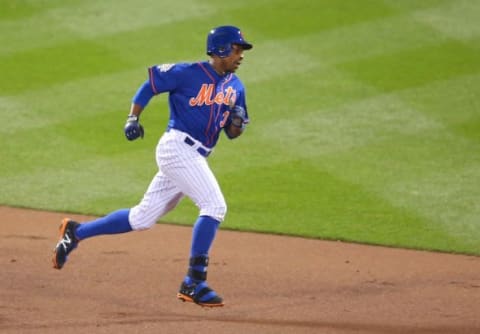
[1,0,479,255]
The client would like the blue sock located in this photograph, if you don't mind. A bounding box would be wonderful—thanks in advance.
[190,215,220,256]
[184,215,220,284]
[75,209,133,240]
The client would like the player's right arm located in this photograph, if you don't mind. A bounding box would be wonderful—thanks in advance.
[124,64,180,141]
[124,80,154,141]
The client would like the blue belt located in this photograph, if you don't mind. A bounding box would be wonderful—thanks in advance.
[184,136,211,157]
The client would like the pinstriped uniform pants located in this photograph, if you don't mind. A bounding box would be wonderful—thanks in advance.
[128,129,227,231]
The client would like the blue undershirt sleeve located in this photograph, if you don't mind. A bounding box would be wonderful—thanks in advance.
[132,80,155,108]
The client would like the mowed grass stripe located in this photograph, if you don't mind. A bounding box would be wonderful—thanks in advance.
[0,0,227,56]
[246,41,479,157]
[0,39,132,94]
[41,0,216,38]
[241,13,446,86]
[165,158,468,254]
[318,78,480,251]
[396,73,480,143]
[0,95,168,177]
[0,68,148,134]
[286,15,444,65]
[259,92,444,158]
[0,151,156,213]
[241,10,458,121]
[255,70,480,249]
[0,0,85,56]
[268,2,479,252]
[412,0,480,41]
[235,0,395,39]
[322,132,480,254]
[337,41,480,92]
[0,0,259,93]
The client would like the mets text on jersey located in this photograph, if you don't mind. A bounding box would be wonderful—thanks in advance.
[189,84,236,107]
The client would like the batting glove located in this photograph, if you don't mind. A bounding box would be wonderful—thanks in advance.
[228,105,247,128]
[124,115,144,141]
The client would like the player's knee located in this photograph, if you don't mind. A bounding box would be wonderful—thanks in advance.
[200,201,227,222]
[128,206,158,231]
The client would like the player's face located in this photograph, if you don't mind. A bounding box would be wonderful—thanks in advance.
[221,44,245,73]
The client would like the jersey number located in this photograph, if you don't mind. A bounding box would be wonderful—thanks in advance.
[220,111,230,128]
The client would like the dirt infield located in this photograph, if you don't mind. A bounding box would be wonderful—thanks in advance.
[0,206,479,333]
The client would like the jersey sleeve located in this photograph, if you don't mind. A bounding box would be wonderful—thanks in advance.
[235,89,249,124]
[132,80,155,108]
[147,63,181,94]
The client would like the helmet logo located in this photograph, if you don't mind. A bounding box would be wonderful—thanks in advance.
[157,63,175,72]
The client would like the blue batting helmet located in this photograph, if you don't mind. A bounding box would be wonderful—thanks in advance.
[206,25,253,58]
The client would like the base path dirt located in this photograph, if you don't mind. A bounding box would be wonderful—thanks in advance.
[0,206,479,334]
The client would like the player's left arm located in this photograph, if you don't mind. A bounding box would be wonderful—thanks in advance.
[124,64,179,141]
[224,87,249,139]
[124,80,154,141]
[224,124,243,139]
[224,104,248,139]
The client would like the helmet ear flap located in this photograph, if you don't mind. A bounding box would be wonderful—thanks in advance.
[216,44,232,58]
[207,37,232,57]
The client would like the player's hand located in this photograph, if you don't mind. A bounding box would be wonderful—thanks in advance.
[124,115,144,141]
[224,105,247,139]
[229,105,247,128]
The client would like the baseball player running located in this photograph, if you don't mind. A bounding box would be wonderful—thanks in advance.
[52,25,253,307]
